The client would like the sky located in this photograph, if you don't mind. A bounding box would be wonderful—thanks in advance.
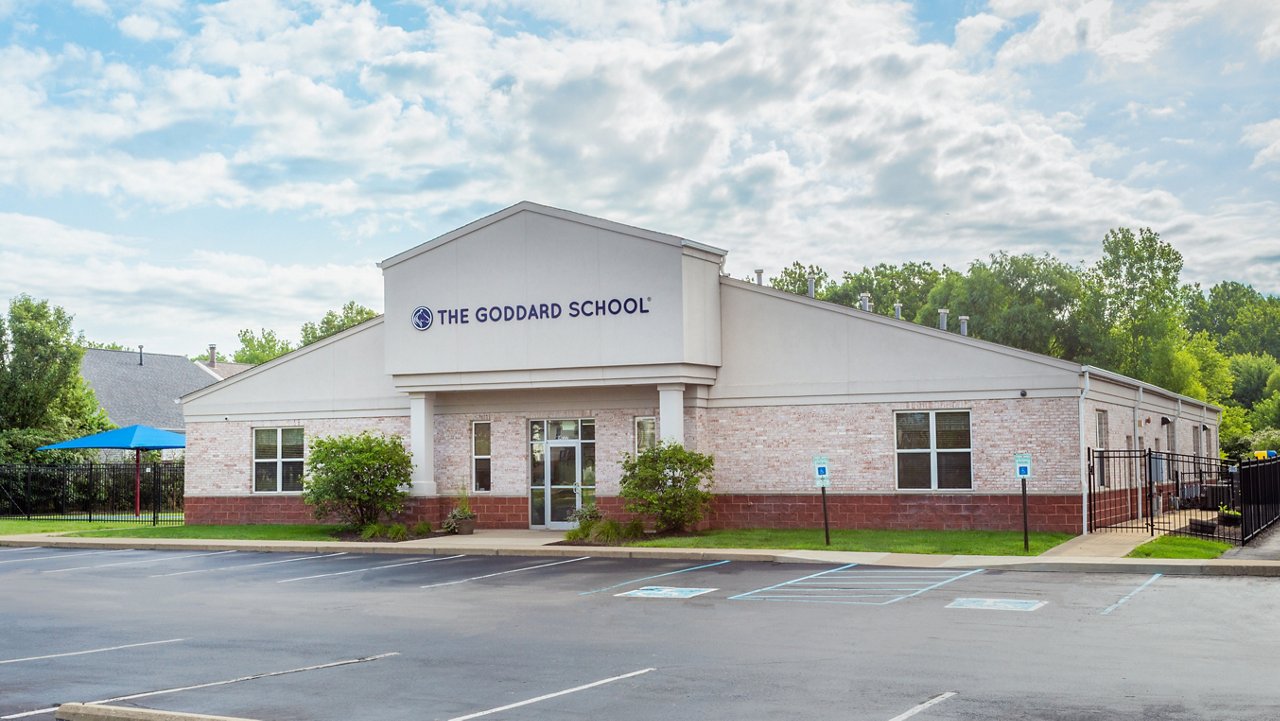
[0,0,1277,356]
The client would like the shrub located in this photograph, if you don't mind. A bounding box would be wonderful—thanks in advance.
[442,486,477,533]
[564,520,593,542]
[591,518,624,544]
[569,503,602,524]
[385,523,408,542]
[411,521,433,537]
[360,523,386,540]
[622,518,646,540]
[303,432,413,528]
[618,441,715,533]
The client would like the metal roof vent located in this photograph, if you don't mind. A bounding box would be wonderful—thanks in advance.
[959,316,969,337]
[938,309,949,331]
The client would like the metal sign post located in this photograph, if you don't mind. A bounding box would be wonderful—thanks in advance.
[814,455,831,546]
[1015,453,1032,553]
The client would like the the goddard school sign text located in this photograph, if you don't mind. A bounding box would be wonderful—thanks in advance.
[413,296,651,331]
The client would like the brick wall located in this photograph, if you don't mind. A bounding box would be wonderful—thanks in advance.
[186,495,444,526]
[704,493,1081,533]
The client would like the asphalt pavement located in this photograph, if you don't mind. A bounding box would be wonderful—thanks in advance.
[2,546,1278,720]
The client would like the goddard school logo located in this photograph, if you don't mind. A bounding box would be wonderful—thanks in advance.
[411,306,434,331]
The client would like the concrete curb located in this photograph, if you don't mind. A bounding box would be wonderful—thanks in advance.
[4,534,1279,575]
[55,703,260,721]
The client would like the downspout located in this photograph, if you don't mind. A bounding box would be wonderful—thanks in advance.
[1134,385,1144,521]
[1175,399,1182,454]
[1078,369,1091,535]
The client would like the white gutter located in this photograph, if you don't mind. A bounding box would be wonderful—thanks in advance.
[1078,369,1091,535]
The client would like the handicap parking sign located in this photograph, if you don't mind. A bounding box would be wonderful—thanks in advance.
[615,586,718,599]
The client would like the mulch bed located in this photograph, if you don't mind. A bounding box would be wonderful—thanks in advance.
[331,530,454,543]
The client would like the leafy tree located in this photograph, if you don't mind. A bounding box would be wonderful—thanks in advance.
[302,432,413,527]
[191,349,229,364]
[769,262,834,297]
[1248,393,1280,433]
[1186,281,1263,339]
[1223,296,1280,360]
[300,301,378,346]
[618,441,715,533]
[0,295,89,430]
[1228,353,1278,408]
[826,261,948,322]
[232,328,294,364]
[82,340,130,351]
[915,253,1081,357]
[1266,368,1280,400]
[1218,405,1253,459]
[1246,427,1280,453]
[1177,332,1234,404]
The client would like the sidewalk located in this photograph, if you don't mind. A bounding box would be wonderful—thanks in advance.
[4,528,1279,575]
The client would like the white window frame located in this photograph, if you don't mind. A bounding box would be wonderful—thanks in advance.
[472,421,492,493]
[1095,409,1108,449]
[634,416,657,454]
[894,410,972,491]
[253,427,304,494]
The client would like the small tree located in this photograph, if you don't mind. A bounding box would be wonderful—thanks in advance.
[303,432,413,527]
[618,441,714,533]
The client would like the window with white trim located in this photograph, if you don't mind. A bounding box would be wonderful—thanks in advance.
[895,411,971,490]
[473,421,491,492]
[635,416,657,454]
[1095,409,1108,449]
[253,427,304,493]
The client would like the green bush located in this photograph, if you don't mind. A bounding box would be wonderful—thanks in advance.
[411,521,433,536]
[618,442,715,533]
[360,523,386,540]
[592,518,624,544]
[303,432,413,527]
[622,518,646,540]
[385,523,408,541]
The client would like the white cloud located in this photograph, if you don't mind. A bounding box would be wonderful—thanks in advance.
[119,14,183,42]
[1243,118,1280,169]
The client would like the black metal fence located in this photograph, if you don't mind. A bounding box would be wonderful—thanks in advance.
[1085,448,1244,545]
[1240,455,1280,545]
[0,462,184,526]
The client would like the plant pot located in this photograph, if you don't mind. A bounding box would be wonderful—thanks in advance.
[1218,512,1241,527]
[453,518,477,535]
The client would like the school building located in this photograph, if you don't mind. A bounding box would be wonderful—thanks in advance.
[181,202,1220,533]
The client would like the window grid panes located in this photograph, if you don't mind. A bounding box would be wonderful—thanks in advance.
[253,427,304,493]
[529,419,595,526]
[894,411,971,490]
[473,422,491,492]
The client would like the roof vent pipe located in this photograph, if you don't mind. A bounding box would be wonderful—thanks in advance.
[938,309,949,331]
[754,268,764,285]
[806,274,816,298]
[138,345,144,366]
[893,302,903,320]
[959,316,969,337]
[208,344,217,367]
[859,292,871,312]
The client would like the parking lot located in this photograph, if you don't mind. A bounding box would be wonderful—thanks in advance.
[1,546,1277,720]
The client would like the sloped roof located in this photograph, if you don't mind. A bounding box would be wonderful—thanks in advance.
[196,359,256,380]
[80,348,219,431]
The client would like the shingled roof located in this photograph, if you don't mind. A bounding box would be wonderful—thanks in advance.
[80,348,220,432]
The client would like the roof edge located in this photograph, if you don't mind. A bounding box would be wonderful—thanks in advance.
[1083,366,1221,414]
[378,201,728,270]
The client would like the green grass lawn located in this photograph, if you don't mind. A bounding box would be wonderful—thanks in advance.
[68,524,346,541]
[0,519,138,535]
[1127,535,1231,559]
[628,528,1075,556]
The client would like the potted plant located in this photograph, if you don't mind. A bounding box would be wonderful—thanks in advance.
[443,487,478,535]
[1218,504,1242,527]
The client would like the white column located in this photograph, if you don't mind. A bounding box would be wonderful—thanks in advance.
[658,383,685,445]
[408,392,437,496]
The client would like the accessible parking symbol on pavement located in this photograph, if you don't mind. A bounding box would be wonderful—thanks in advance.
[615,586,718,599]
[946,598,1047,612]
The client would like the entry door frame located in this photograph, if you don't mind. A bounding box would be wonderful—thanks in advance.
[542,439,581,531]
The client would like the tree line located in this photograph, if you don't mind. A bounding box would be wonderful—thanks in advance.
[767,227,1280,459]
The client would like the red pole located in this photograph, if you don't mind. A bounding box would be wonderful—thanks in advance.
[134,449,141,517]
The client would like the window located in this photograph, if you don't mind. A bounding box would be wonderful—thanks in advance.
[254,427,303,493]
[1165,420,1176,453]
[895,411,971,490]
[473,422,491,492]
[635,416,657,453]
[1095,410,1108,449]
[1193,426,1201,456]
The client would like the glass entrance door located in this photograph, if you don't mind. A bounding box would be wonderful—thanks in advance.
[529,419,595,529]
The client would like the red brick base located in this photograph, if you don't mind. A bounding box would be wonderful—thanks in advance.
[185,492,1082,533]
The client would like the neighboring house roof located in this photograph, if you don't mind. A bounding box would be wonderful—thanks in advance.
[80,348,220,432]
[195,360,256,380]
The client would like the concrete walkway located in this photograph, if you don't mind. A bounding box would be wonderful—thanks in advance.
[3,528,1279,575]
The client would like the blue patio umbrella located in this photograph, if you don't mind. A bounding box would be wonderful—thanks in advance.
[38,425,186,517]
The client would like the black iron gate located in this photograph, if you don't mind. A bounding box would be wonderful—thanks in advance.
[1088,449,1242,543]
[1240,455,1280,545]
[0,462,184,526]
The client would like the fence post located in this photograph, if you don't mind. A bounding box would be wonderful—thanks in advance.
[24,467,31,520]
[152,463,160,526]
[1146,449,1155,537]
[87,463,94,523]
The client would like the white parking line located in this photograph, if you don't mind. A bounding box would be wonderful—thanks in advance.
[0,652,400,719]
[1101,573,1162,616]
[277,554,465,583]
[579,560,731,596]
[0,546,44,554]
[421,557,590,589]
[729,566,983,605]
[0,638,185,665]
[150,552,348,578]
[447,667,655,721]
[0,550,117,566]
[886,691,957,721]
[43,550,237,573]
